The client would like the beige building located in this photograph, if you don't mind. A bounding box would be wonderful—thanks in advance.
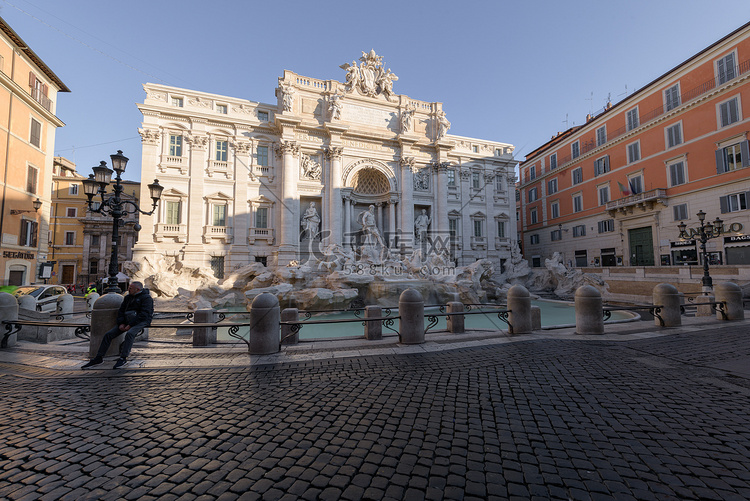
[0,16,69,285]
[133,51,517,276]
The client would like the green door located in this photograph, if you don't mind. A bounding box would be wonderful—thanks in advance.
[628,227,655,266]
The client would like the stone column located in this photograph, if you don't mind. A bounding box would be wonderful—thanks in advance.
[277,141,300,265]
[388,199,396,247]
[484,172,495,254]
[183,131,208,268]
[326,147,343,246]
[399,158,415,252]
[460,169,472,263]
[436,162,449,239]
[132,127,161,261]
[343,196,351,249]
[230,141,252,268]
[377,203,384,231]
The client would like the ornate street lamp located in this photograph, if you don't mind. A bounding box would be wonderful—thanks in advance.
[678,210,724,293]
[83,150,163,294]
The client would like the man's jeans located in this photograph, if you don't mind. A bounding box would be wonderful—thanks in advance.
[95,322,148,360]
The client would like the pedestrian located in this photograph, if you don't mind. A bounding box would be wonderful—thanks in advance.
[81,281,153,369]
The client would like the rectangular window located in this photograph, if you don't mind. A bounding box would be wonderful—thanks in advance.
[495,174,502,192]
[551,229,562,241]
[573,194,583,213]
[215,140,228,162]
[216,104,228,114]
[528,187,538,202]
[447,169,456,186]
[473,220,482,238]
[720,192,749,213]
[716,142,748,173]
[669,161,686,186]
[169,134,183,156]
[547,178,557,195]
[549,153,557,170]
[257,111,269,121]
[257,146,269,166]
[255,207,268,228]
[628,175,643,194]
[666,123,682,148]
[65,231,75,245]
[530,234,539,245]
[572,167,583,185]
[472,172,481,189]
[497,221,505,238]
[626,108,639,131]
[719,97,740,127]
[550,201,560,219]
[573,224,586,237]
[449,218,458,243]
[91,234,100,246]
[673,203,688,221]
[213,204,227,226]
[571,141,580,159]
[172,97,183,107]
[30,118,41,148]
[665,84,681,111]
[210,256,225,279]
[530,208,538,224]
[69,184,79,195]
[27,165,38,194]
[529,166,536,181]
[19,220,38,247]
[717,52,736,85]
[66,207,77,217]
[90,260,98,275]
[472,145,478,153]
[596,126,607,146]
[166,201,181,224]
[598,186,610,205]
[597,220,615,233]
[627,142,640,163]
[594,156,610,176]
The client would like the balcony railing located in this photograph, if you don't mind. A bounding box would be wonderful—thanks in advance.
[248,227,274,245]
[204,225,232,244]
[155,223,187,243]
[606,188,667,214]
[31,87,52,112]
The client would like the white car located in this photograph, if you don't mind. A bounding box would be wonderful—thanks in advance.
[13,285,68,312]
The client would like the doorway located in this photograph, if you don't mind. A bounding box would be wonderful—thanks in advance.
[61,265,75,284]
[628,227,654,266]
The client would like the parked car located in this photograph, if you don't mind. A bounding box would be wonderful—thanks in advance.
[13,285,68,312]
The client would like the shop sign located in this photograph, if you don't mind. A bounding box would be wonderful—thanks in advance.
[724,234,750,243]
[2,251,35,259]
[670,240,695,248]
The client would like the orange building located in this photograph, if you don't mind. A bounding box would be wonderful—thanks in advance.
[518,21,750,270]
[0,16,69,286]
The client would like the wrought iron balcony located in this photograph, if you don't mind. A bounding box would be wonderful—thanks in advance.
[606,188,667,216]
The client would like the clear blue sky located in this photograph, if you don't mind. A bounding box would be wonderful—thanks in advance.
[2,0,749,181]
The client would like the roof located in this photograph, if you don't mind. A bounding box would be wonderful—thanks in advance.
[0,16,70,93]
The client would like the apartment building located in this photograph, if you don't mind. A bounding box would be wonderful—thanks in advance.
[518,21,750,269]
[0,16,69,285]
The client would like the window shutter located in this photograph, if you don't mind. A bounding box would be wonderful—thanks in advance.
[720,195,729,214]
[30,222,38,247]
[715,149,724,174]
[28,71,35,88]
[742,141,750,167]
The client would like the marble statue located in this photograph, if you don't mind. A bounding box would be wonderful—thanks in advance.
[414,209,431,244]
[400,103,415,133]
[437,110,451,139]
[301,202,321,239]
[281,81,295,112]
[379,68,398,101]
[328,92,343,120]
[301,154,321,180]
[340,50,398,100]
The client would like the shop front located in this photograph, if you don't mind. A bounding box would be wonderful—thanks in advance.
[724,234,750,265]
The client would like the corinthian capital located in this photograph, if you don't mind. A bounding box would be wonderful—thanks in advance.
[325,146,344,160]
[400,156,416,172]
[231,140,251,155]
[275,140,299,157]
[138,128,160,145]
[185,133,208,150]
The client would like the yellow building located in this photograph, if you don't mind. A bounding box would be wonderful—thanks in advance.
[50,157,87,287]
[0,16,69,285]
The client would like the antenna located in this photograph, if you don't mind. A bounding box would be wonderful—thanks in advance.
[618,84,629,98]
[563,113,569,128]
[586,92,594,115]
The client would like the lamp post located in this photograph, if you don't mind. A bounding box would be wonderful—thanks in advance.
[677,210,723,293]
[82,150,163,294]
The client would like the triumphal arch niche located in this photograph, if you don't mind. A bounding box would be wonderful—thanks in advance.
[134,49,517,272]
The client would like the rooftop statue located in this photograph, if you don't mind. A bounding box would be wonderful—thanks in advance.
[340,50,398,101]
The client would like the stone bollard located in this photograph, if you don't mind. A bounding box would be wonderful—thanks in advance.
[695,293,715,317]
[715,282,744,321]
[446,301,464,334]
[364,305,382,340]
[507,285,532,335]
[18,295,36,312]
[90,293,125,358]
[86,293,100,311]
[575,285,604,335]
[652,283,681,327]
[192,309,215,347]
[249,293,280,354]
[399,288,424,344]
[0,292,19,348]
[281,308,299,345]
[531,305,542,330]
[56,294,74,317]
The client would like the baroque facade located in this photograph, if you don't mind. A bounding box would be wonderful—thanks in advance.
[133,51,517,275]
[518,21,750,269]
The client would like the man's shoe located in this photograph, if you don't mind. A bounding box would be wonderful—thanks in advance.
[81,357,103,369]
[113,358,127,369]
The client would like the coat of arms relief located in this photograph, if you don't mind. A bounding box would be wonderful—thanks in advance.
[340,50,398,101]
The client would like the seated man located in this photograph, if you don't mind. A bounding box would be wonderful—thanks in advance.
[81,281,154,369]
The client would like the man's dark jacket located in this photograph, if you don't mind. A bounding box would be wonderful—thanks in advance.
[116,288,154,327]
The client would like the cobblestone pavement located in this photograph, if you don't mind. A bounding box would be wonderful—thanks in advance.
[1,325,750,501]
